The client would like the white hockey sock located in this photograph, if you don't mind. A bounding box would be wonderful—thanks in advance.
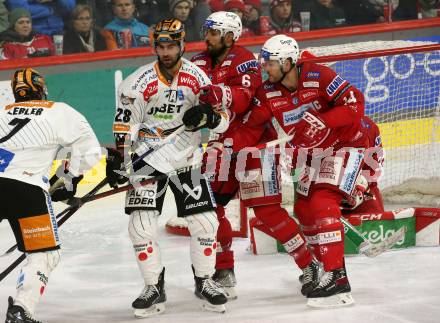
[15,250,60,315]
[128,210,163,285]
[186,211,219,278]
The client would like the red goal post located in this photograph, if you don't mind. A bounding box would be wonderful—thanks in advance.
[166,40,440,238]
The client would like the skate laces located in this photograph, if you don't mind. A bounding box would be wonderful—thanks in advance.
[138,285,159,301]
[24,312,42,323]
[202,278,225,297]
[214,271,235,287]
[302,261,319,285]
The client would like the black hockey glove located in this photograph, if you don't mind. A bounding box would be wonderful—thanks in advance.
[106,147,129,188]
[50,173,83,202]
[182,103,221,132]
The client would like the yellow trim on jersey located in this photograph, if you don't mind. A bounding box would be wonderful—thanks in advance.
[5,100,55,110]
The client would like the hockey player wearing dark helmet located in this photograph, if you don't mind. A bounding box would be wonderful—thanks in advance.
[11,68,48,102]
[153,18,186,82]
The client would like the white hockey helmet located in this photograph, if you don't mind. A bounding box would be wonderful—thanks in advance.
[202,11,242,41]
[260,35,300,66]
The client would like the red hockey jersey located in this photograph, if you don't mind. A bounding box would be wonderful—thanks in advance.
[237,61,367,152]
[361,116,384,187]
[191,44,262,141]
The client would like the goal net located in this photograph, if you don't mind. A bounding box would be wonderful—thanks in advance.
[171,40,440,236]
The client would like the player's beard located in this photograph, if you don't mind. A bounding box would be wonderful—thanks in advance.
[158,55,180,69]
[206,41,228,59]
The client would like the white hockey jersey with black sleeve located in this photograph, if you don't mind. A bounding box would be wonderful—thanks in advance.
[113,58,229,174]
[0,100,102,191]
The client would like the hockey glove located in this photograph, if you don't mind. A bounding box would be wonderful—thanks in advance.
[182,104,221,131]
[199,84,232,109]
[341,174,369,210]
[49,171,83,203]
[106,147,129,188]
[291,110,329,148]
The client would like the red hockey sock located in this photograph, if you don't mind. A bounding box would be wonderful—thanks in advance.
[253,204,312,269]
[215,205,234,270]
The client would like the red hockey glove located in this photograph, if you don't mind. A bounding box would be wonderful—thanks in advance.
[199,84,232,110]
[291,110,329,148]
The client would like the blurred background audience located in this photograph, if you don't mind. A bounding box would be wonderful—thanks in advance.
[63,3,106,53]
[0,7,54,59]
[101,0,150,49]
[0,0,437,59]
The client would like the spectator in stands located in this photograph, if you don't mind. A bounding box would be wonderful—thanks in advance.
[77,0,113,28]
[242,0,263,36]
[419,0,440,18]
[63,4,106,53]
[224,0,245,20]
[337,0,384,25]
[392,0,418,21]
[135,0,161,25]
[262,0,301,35]
[305,0,346,30]
[190,0,211,35]
[102,0,149,49]
[6,0,75,35]
[0,8,54,59]
[0,0,7,33]
[169,0,200,41]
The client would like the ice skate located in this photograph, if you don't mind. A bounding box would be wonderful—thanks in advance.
[213,268,237,300]
[301,259,322,296]
[5,297,43,323]
[307,268,354,308]
[194,274,228,313]
[132,268,166,318]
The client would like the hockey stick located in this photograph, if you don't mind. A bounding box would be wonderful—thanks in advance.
[0,126,185,280]
[341,216,407,257]
[247,134,407,257]
[0,179,108,281]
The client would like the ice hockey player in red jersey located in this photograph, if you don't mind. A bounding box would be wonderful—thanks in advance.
[191,12,318,300]
[237,34,370,307]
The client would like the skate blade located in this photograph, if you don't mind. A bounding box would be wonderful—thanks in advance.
[307,292,355,308]
[199,300,226,313]
[223,287,238,300]
[133,303,165,318]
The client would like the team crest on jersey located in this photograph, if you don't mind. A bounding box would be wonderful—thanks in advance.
[236,60,259,73]
[292,97,299,105]
[326,75,347,96]
[375,135,382,146]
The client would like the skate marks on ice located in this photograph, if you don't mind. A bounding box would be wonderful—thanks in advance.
[1,198,440,322]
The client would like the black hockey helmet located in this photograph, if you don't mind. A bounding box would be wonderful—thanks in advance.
[153,18,185,55]
[11,68,47,102]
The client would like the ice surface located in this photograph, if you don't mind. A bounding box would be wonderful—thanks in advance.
[1,190,440,323]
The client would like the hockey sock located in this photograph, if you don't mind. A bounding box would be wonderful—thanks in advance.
[15,250,60,315]
[128,210,163,285]
[214,205,234,270]
[253,204,312,269]
[187,211,219,277]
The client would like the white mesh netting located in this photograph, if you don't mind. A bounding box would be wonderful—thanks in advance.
[303,40,440,206]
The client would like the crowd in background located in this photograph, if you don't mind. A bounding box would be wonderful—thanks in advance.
[0,0,439,59]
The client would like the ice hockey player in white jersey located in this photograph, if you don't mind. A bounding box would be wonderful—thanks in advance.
[106,19,230,317]
[0,68,102,323]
